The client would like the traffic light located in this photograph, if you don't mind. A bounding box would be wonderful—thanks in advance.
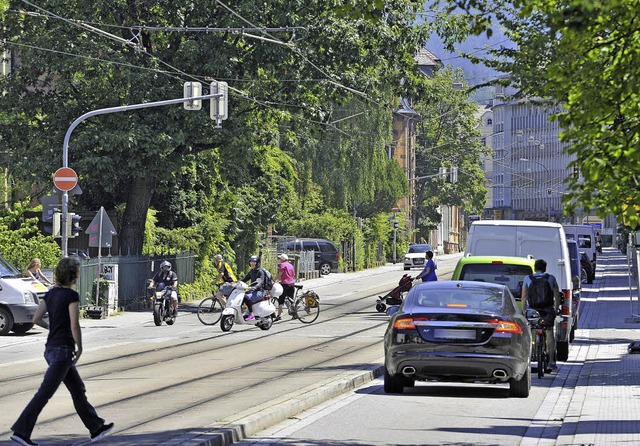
[43,212,61,237]
[68,213,82,238]
[210,81,228,122]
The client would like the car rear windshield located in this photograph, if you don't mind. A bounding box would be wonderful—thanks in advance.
[408,245,431,253]
[458,263,532,299]
[412,287,504,311]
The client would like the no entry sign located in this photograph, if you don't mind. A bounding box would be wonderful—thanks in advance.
[53,167,78,192]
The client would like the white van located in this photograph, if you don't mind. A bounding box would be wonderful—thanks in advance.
[0,255,48,335]
[465,220,578,361]
[563,224,597,263]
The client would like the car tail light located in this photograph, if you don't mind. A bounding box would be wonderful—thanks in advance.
[393,316,429,330]
[446,303,468,308]
[490,260,504,264]
[484,318,523,334]
[393,317,416,330]
[561,289,571,316]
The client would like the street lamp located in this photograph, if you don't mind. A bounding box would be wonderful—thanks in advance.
[520,158,551,221]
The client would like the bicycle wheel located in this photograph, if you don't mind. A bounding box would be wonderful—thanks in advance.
[197,297,223,325]
[536,332,545,379]
[294,292,320,324]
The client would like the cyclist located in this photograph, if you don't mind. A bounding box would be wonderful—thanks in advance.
[213,254,237,305]
[149,260,179,317]
[522,258,561,371]
[240,255,267,321]
[275,253,295,321]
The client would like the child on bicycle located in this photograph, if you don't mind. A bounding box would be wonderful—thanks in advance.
[275,253,295,321]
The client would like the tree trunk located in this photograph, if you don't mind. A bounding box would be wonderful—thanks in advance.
[119,174,156,256]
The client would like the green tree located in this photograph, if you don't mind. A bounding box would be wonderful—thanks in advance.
[0,203,61,270]
[431,0,640,227]
[0,0,433,258]
[413,69,488,238]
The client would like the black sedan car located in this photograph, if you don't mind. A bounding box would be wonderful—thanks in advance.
[384,281,532,397]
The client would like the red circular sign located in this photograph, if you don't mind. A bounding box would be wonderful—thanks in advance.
[53,167,78,192]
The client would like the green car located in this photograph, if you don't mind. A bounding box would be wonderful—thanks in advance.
[451,256,536,312]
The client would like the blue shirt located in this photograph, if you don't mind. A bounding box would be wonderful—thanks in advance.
[420,259,437,282]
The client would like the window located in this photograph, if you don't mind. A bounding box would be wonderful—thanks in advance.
[487,118,493,125]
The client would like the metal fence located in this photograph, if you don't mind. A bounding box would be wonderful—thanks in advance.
[77,252,195,308]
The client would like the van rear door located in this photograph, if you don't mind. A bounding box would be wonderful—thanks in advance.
[467,225,517,256]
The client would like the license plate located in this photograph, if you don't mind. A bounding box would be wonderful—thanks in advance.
[414,259,424,265]
[433,329,476,340]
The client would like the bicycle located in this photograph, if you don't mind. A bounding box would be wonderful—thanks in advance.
[272,284,320,324]
[197,283,229,326]
[526,309,549,379]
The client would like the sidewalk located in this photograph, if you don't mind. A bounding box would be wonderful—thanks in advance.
[521,248,640,445]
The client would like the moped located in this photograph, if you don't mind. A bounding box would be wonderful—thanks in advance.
[220,281,277,331]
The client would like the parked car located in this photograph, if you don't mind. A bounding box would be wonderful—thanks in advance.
[451,255,536,311]
[563,224,598,264]
[465,220,577,361]
[383,281,532,397]
[566,239,582,342]
[280,238,340,275]
[403,243,433,271]
[0,255,48,336]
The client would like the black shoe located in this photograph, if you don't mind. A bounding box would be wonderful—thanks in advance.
[274,316,281,321]
[90,422,114,442]
[172,309,178,317]
[10,433,38,446]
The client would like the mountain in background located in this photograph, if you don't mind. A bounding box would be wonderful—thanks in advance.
[426,26,510,105]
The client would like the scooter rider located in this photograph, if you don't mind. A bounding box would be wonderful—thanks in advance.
[240,255,266,321]
[149,261,179,317]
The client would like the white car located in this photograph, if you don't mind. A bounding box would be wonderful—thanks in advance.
[403,244,432,271]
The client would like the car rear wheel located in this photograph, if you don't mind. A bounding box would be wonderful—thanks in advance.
[383,368,404,394]
[509,366,531,398]
[556,340,569,362]
[319,262,331,275]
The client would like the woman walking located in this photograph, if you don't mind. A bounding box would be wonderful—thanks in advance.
[11,257,113,446]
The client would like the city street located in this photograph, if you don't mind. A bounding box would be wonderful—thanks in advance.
[237,248,640,446]
[0,255,461,445]
[2,249,640,446]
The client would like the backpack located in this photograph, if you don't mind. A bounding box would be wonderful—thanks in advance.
[262,268,274,291]
[527,273,555,309]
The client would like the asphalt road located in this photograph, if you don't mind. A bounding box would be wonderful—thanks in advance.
[0,256,461,445]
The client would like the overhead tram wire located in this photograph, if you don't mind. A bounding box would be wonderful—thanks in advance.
[14,0,392,135]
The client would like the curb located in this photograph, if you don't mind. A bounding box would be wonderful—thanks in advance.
[161,362,385,446]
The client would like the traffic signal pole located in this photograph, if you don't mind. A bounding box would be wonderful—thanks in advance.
[59,93,223,257]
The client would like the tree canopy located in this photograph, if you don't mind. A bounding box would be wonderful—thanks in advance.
[430,0,640,227]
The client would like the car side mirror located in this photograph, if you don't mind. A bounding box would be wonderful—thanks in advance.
[525,308,541,324]
[386,305,400,316]
[571,275,580,290]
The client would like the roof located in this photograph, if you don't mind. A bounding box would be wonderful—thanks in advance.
[471,220,563,229]
[457,255,536,265]
[415,48,441,67]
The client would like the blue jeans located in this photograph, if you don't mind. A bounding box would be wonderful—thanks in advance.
[12,345,104,438]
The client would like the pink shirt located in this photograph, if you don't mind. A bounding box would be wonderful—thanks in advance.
[278,261,295,285]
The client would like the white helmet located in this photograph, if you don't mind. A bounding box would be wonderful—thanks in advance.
[277,253,289,261]
[270,282,283,298]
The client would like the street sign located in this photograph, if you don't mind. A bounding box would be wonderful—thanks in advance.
[391,207,401,213]
[53,167,78,192]
[86,207,117,248]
